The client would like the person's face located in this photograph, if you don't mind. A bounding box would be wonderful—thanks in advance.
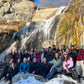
[45,48,48,51]
[71,47,74,50]
[18,50,21,53]
[25,50,28,53]
[43,58,47,63]
[17,59,20,63]
[61,46,64,49]
[11,63,14,68]
[64,54,67,58]
[31,48,33,51]
[66,49,69,53]
[31,52,33,55]
[49,49,51,52]
[33,58,37,63]
[34,48,37,52]
[76,47,79,50]
[27,57,30,61]
[9,50,12,53]
[55,53,59,58]
[15,50,17,53]
[23,58,27,63]
[56,46,58,49]
[10,59,13,64]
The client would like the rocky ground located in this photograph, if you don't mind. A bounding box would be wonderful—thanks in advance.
[0,74,79,84]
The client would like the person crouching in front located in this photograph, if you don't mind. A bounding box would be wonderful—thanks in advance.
[19,58,30,73]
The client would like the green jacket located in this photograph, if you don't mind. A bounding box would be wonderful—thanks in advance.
[49,56,63,72]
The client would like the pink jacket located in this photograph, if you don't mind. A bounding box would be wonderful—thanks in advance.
[36,53,40,62]
[63,57,73,70]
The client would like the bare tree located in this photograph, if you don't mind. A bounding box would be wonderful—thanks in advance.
[39,0,48,7]
[48,2,54,8]
[62,0,69,6]
[48,0,55,8]
[38,0,70,8]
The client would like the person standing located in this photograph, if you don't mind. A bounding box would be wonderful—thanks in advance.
[5,49,13,63]
[36,49,41,62]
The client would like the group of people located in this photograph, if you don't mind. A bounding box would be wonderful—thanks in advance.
[0,45,84,84]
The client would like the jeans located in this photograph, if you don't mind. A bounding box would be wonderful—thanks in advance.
[46,69,58,79]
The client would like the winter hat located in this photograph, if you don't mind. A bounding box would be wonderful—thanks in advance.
[63,52,67,55]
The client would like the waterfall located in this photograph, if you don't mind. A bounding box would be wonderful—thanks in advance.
[0,6,65,62]
[54,14,64,45]
[54,6,67,45]
[10,22,37,50]
[0,22,36,62]
[14,23,30,50]
[22,6,65,48]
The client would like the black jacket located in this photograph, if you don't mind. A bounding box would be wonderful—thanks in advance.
[40,62,51,78]
[30,62,40,75]
[0,63,11,80]
[14,63,20,74]
[6,67,16,80]
[2,63,11,75]
[18,53,23,62]
[44,52,53,61]
[29,54,35,61]
[13,53,19,63]
[23,53,29,58]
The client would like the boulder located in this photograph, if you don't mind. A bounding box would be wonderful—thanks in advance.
[45,75,77,84]
[0,0,37,21]
[0,81,10,84]
[12,73,44,84]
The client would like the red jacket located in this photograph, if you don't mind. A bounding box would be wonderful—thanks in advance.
[36,53,40,62]
[81,49,84,60]
[76,49,84,61]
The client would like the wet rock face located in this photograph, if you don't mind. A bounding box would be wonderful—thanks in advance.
[0,20,27,53]
[0,32,14,53]
[54,0,84,48]
[0,0,37,21]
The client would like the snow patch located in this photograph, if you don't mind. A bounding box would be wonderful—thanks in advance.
[45,74,77,84]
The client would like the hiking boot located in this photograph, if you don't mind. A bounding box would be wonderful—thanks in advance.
[77,77,81,83]
[81,76,84,80]
[78,75,84,80]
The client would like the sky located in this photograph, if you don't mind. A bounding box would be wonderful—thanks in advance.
[35,0,73,7]
[35,0,39,4]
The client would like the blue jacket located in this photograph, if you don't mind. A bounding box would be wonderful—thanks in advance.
[19,62,30,73]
